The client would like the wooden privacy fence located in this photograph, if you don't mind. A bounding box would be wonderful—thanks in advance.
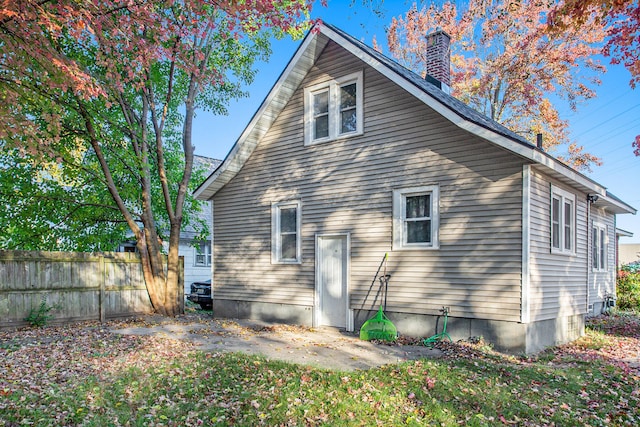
[0,251,184,328]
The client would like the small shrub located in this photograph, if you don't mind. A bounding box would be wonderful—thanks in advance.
[622,262,640,274]
[617,265,640,311]
[24,298,54,327]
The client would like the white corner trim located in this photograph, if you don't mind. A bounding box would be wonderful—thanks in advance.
[313,235,319,328]
[210,200,215,297]
[521,165,531,324]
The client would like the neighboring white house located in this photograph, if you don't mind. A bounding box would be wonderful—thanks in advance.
[194,23,636,353]
[180,155,220,292]
[119,155,220,295]
[619,242,640,266]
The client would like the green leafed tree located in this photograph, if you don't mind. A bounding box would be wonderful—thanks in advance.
[0,0,313,315]
[0,146,129,251]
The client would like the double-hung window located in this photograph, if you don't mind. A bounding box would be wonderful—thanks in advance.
[592,222,607,271]
[194,241,212,267]
[550,185,576,255]
[304,71,363,145]
[271,201,301,264]
[392,185,440,250]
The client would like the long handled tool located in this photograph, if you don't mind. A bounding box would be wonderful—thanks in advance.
[360,253,398,342]
[423,307,452,347]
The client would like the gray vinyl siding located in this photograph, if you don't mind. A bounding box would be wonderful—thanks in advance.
[528,169,588,321]
[588,207,616,308]
[213,41,524,322]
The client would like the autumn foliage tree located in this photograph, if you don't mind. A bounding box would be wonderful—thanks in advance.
[547,0,640,154]
[0,0,312,316]
[386,0,608,170]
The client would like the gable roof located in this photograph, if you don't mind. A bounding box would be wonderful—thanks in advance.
[193,22,635,215]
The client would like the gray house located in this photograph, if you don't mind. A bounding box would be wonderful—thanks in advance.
[194,23,635,353]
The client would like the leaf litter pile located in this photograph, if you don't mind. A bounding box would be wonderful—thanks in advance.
[1,312,639,426]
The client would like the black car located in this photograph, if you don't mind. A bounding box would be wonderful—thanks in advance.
[187,279,212,310]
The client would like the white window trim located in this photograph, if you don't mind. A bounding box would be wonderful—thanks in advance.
[271,200,302,264]
[304,71,363,146]
[592,221,608,272]
[392,185,440,250]
[550,185,576,255]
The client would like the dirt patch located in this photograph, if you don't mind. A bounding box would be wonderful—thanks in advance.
[109,313,442,371]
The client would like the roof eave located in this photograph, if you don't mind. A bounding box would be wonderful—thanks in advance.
[193,29,329,201]
[594,193,637,215]
[319,24,614,198]
[616,228,634,237]
[194,23,635,216]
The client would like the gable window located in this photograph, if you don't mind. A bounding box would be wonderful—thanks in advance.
[304,71,363,145]
[271,201,301,264]
[194,241,211,267]
[550,185,576,255]
[592,222,607,271]
[392,185,440,250]
[312,89,329,139]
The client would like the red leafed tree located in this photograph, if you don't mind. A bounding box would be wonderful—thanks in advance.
[0,0,312,316]
[386,0,607,170]
[547,0,640,154]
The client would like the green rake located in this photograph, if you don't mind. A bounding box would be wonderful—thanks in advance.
[359,305,397,341]
[360,253,397,342]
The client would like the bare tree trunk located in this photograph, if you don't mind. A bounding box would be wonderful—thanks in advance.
[136,232,168,316]
[165,223,182,316]
[77,97,177,316]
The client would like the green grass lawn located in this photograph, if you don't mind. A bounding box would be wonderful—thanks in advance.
[1,313,639,426]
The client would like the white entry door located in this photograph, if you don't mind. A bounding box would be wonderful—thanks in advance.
[316,234,349,329]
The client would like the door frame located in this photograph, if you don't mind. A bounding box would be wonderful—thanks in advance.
[314,233,353,331]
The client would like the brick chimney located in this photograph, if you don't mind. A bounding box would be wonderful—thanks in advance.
[425,30,451,93]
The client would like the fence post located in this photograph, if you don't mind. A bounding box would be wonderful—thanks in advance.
[179,256,185,314]
[99,253,106,322]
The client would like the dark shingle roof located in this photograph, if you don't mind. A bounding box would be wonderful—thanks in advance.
[323,23,534,150]
[194,22,634,215]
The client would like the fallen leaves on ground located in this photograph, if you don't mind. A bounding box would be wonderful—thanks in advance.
[1,311,639,426]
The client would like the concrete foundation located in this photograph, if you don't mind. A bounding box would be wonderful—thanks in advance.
[356,309,584,354]
[355,309,528,353]
[213,299,313,326]
[213,299,585,354]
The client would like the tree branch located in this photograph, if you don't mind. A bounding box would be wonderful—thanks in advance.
[75,95,142,238]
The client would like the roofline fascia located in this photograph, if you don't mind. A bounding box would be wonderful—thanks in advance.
[599,195,637,215]
[195,23,627,209]
[193,28,322,200]
[616,228,634,237]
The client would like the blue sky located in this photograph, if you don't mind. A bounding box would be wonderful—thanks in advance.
[192,0,640,242]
